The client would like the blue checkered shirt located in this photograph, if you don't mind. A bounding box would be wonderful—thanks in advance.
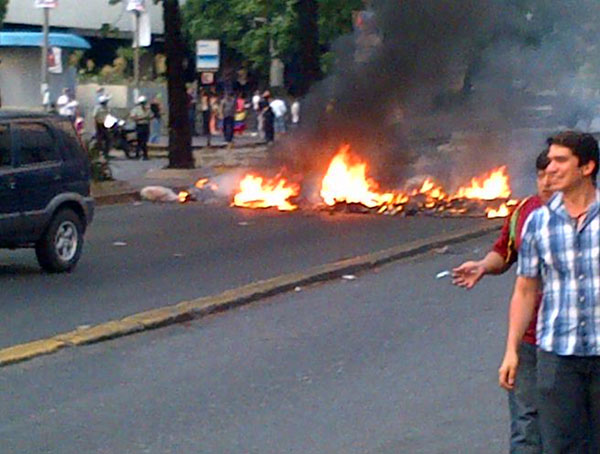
[518,189,600,356]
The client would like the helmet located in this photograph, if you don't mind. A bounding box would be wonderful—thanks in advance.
[137,95,147,104]
[98,94,110,104]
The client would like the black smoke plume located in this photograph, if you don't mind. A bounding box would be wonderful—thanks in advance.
[272,0,600,196]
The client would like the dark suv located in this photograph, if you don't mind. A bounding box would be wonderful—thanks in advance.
[0,111,94,272]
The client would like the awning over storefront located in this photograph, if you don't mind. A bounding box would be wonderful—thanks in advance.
[0,31,90,49]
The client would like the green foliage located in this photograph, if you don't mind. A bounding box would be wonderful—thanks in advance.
[183,0,361,80]
[317,0,362,47]
[0,0,8,25]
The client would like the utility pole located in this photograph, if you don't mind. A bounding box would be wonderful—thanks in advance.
[41,6,50,108]
[133,10,140,101]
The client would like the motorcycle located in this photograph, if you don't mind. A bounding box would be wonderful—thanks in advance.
[89,114,138,159]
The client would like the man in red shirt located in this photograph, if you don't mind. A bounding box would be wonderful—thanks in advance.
[452,151,552,454]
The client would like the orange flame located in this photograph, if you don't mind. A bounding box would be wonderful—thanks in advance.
[233,174,300,212]
[230,145,516,219]
[320,145,400,208]
[453,166,511,200]
[413,178,448,201]
[178,191,190,203]
[195,178,209,189]
[486,203,510,219]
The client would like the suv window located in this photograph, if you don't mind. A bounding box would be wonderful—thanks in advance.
[54,118,87,161]
[16,122,59,165]
[0,124,11,168]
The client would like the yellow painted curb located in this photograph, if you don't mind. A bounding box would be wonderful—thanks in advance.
[121,305,192,329]
[55,320,144,346]
[0,339,65,366]
[1,221,501,367]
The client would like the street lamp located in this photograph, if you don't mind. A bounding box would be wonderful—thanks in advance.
[127,0,146,102]
[35,0,58,108]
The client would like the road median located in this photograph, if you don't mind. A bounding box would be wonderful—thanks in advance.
[0,220,501,367]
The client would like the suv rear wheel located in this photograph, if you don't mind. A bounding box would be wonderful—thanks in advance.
[35,209,84,273]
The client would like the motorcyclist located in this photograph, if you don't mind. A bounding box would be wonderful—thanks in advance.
[93,95,111,159]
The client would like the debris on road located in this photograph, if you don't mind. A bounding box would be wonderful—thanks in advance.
[435,270,451,279]
[112,241,128,247]
[342,275,357,280]
[140,186,179,203]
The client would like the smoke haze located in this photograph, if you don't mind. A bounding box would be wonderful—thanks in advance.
[272,0,600,197]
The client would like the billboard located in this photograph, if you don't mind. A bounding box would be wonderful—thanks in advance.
[35,0,58,8]
[196,40,220,72]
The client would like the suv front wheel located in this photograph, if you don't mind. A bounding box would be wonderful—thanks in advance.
[35,209,84,273]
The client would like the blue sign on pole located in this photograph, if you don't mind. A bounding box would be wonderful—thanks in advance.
[196,40,220,72]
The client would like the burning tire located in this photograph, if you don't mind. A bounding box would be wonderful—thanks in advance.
[35,209,84,273]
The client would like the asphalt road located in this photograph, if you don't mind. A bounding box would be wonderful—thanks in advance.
[0,202,485,349]
[1,233,512,453]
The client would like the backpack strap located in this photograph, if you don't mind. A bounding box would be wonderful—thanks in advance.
[506,197,531,263]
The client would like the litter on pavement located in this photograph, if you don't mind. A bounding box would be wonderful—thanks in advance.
[140,186,179,203]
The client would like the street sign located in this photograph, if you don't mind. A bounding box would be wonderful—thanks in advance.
[35,0,57,8]
[126,0,146,12]
[196,40,220,72]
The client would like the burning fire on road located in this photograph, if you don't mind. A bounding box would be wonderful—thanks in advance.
[228,145,517,219]
[232,174,300,212]
[173,144,517,219]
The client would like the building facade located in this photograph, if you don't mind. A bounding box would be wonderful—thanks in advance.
[1,0,173,108]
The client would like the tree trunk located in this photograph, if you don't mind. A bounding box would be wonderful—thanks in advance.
[164,0,194,168]
[295,0,321,96]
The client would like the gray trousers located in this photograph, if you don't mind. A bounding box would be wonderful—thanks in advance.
[508,342,542,454]
[536,349,600,453]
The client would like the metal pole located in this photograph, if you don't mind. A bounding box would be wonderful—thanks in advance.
[41,7,49,108]
[133,10,140,102]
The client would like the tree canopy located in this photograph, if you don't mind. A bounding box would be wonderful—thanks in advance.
[0,0,8,26]
[183,0,363,87]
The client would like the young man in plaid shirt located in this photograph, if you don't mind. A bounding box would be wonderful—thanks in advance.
[499,131,600,453]
[453,151,552,454]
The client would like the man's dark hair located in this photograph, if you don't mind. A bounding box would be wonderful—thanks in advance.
[548,131,599,181]
[536,149,550,171]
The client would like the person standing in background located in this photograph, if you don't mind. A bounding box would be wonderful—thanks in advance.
[200,88,211,137]
[93,95,111,160]
[291,97,301,127]
[209,93,220,136]
[149,94,162,144]
[187,86,197,136]
[270,95,287,135]
[252,90,262,135]
[234,93,247,136]
[220,92,236,148]
[260,91,275,144]
[130,96,152,160]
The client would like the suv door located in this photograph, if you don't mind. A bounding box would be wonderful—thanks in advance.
[13,121,64,237]
[0,123,21,239]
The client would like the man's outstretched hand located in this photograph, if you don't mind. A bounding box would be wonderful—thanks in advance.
[452,261,486,289]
